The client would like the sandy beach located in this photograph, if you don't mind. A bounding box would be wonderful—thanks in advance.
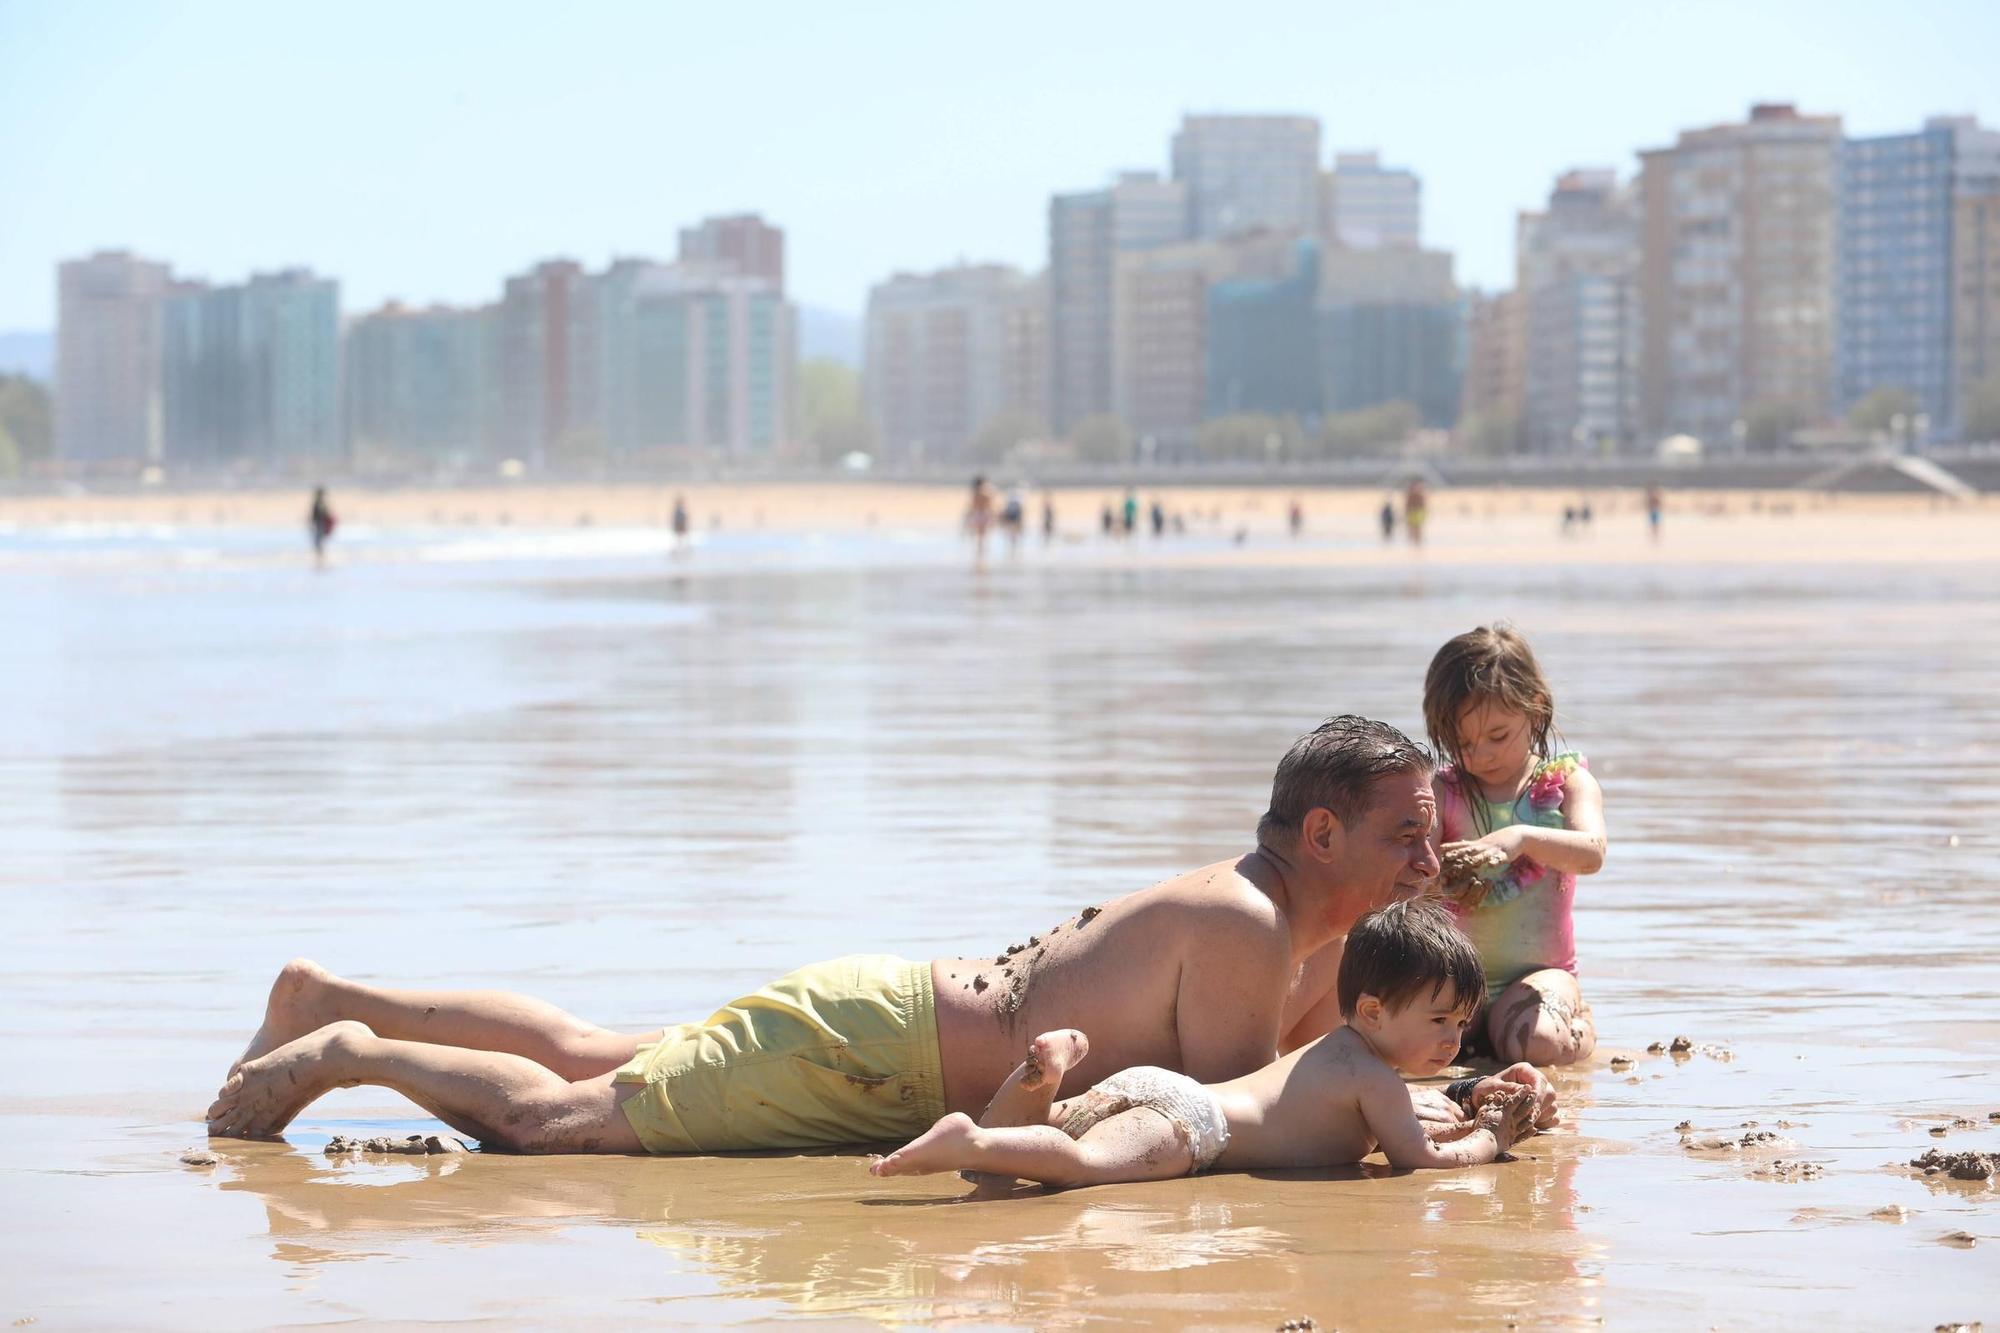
[3,482,1997,1327]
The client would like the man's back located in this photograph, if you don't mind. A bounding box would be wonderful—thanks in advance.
[932,859,1293,1115]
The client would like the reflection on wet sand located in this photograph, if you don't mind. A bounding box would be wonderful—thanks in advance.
[205,1128,1595,1327]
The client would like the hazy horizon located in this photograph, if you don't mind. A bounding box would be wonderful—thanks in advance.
[3,0,1993,330]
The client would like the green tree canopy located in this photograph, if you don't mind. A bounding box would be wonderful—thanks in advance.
[1455,407,1522,458]
[1195,413,1304,462]
[1319,401,1420,456]
[1965,372,2000,443]
[1847,386,1921,434]
[0,374,52,465]
[798,359,874,462]
[968,409,1042,465]
[1067,413,1131,464]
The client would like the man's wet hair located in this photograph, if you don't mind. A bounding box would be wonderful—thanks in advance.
[1257,715,1433,842]
[1336,898,1485,1020]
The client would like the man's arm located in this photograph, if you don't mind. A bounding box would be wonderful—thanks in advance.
[1172,906,1292,1083]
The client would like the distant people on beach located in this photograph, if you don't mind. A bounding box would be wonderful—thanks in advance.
[1403,478,1429,547]
[206,716,1555,1154]
[1645,484,1664,541]
[1379,497,1397,543]
[1041,492,1057,545]
[1000,485,1026,555]
[965,476,995,564]
[1424,625,1607,1067]
[1148,499,1165,539]
[670,494,690,554]
[308,487,336,567]
[1121,490,1138,538]
[869,900,1547,1191]
[1288,497,1304,539]
[1099,501,1115,537]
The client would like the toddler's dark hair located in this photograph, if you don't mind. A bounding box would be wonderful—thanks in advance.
[1337,898,1485,1020]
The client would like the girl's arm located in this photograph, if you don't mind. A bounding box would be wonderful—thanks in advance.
[1449,766,1607,876]
[1362,1067,1532,1169]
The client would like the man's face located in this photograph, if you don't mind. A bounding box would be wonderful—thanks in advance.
[1347,770,1441,905]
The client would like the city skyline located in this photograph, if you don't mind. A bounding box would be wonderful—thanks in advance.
[3,1,1994,332]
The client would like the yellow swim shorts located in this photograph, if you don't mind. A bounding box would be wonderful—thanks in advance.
[614,954,946,1153]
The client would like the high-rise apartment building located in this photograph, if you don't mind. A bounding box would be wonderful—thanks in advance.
[1207,237,1322,421]
[1639,103,1842,448]
[596,259,794,459]
[1839,116,2000,439]
[495,260,593,466]
[1109,234,1297,454]
[1048,172,1187,432]
[1953,136,2000,436]
[1317,248,1462,427]
[679,213,786,294]
[161,268,340,468]
[1321,152,1421,251]
[345,303,497,465]
[864,264,1041,462]
[1518,170,1641,453]
[1172,115,1321,241]
[55,250,174,468]
[1461,288,1527,446]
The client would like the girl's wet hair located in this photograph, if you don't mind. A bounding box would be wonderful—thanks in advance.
[1423,624,1559,830]
[1337,898,1485,1020]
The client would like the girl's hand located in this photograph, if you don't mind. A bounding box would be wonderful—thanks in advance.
[1437,840,1507,907]
[1478,826,1529,859]
[1440,839,1510,871]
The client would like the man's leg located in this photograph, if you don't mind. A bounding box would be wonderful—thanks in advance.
[207,1020,648,1154]
[1485,969,1597,1067]
[233,959,655,1081]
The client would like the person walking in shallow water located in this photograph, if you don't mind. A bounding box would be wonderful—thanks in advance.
[205,717,1553,1154]
[308,487,336,568]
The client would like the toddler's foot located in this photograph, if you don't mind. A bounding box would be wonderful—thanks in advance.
[1018,1029,1089,1092]
[869,1113,981,1178]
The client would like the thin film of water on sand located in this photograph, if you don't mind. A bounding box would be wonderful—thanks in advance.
[2,515,1997,1328]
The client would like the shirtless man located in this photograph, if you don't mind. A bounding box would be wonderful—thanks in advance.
[207,716,1552,1152]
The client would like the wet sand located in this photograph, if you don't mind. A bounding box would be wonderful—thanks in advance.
[3,487,1997,1327]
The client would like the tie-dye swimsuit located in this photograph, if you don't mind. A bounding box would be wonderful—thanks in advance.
[1437,752,1586,1002]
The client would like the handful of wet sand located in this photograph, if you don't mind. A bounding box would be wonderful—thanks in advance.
[1437,845,1495,909]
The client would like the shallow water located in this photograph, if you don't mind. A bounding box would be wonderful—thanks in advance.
[3,511,1997,1328]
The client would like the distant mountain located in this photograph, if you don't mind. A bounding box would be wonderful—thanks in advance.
[0,331,52,382]
[798,306,861,368]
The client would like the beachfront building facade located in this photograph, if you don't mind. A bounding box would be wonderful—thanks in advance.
[1172,114,1321,241]
[1955,140,2000,437]
[1206,236,1322,421]
[1517,169,1641,454]
[344,303,497,467]
[1316,247,1463,428]
[1321,152,1421,251]
[595,259,795,460]
[1047,172,1188,433]
[1109,238,1274,457]
[1459,287,1528,452]
[160,269,341,469]
[1638,103,1843,449]
[1838,117,2000,440]
[679,213,786,294]
[864,263,1040,463]
[495,260,595,468]
[55,250,174,468]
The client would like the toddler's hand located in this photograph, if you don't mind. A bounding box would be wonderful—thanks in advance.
[1476,1087,1537,1151]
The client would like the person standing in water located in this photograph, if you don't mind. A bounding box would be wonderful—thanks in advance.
[1645,484,1663,542]
[1288,498,1304,539]
[1041,492,1057,546]
[308,487,337,568]
[1403,478,1429,548]
[965,476,996,565]
[1379,496,1396,543]
[670,494,690,554]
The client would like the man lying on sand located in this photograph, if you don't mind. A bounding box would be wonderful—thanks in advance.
[208,716,1554,1153]
[869,900,1545,1192]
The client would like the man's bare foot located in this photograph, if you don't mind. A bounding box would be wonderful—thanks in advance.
[207,1019,372,1139]
[869,1112,982,1178]
[1018,1029,1089,1092]
[232,959,336,1074]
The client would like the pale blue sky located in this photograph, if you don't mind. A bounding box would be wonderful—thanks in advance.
[1,0,1992,330]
